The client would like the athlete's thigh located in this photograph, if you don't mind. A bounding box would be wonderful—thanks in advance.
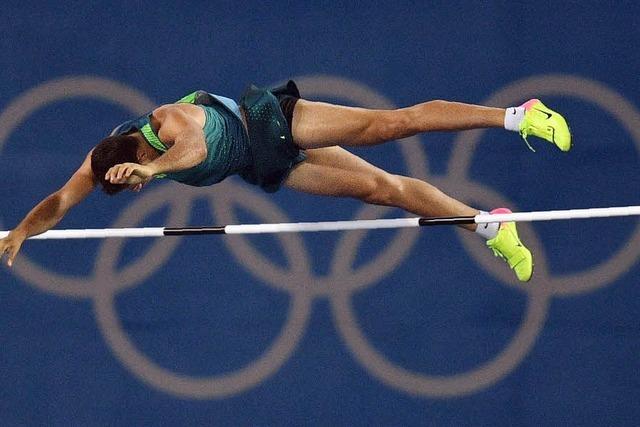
[291,99,391,149]
[284,146,388,198]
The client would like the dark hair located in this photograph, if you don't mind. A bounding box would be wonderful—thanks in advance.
[91,135,139,195]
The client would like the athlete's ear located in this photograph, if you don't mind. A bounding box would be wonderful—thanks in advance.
[136,144,146,164]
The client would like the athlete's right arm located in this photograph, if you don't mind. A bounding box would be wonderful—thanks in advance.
[0,151,97,267]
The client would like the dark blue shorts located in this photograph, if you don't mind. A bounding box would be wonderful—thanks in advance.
[239,80,306,193]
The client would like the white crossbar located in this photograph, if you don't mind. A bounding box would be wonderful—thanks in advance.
[1,205,639,240]
[224,218,420,234]
[474,205,640,224]
[0,227,165,240]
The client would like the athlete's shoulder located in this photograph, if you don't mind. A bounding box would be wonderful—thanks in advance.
[153,104,205,141]
[150,104,191,128]
[151,103,180,117]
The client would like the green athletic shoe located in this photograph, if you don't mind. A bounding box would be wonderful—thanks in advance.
[519,99,572,152]
[486,208,533,282]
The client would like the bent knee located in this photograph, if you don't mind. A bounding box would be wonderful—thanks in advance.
[362,173,405,206]
[376,108,415,141]
[365,110,414,143]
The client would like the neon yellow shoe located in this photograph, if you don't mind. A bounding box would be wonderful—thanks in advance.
[486,208,533,282]
[519,99,572,152]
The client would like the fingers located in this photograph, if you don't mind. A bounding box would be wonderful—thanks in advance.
[116,165,132,181]
[105,163,137,184]
[0,232,25,268]
[105,166,119,183]
[7,247,16,267]
[0,243,17,267]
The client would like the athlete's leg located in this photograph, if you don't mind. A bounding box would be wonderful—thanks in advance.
[291,99,505,149]
[284,146,479,230]
[284,147,534,281]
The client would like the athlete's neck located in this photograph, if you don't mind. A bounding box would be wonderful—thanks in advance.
[132,132,161,164]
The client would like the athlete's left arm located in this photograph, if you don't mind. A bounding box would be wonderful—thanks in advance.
[106,106,207,185]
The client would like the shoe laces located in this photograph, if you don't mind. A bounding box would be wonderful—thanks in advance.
[519,130,536,152]
[490,247,506,260]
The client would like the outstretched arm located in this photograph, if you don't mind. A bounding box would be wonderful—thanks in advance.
[0,151,97,267]
[105,106,207,185]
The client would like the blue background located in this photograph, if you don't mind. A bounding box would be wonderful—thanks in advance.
[1,1,639,425]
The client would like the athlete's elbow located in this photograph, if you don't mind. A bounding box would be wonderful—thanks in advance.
[52,191,74,216]
[36,191,69,225]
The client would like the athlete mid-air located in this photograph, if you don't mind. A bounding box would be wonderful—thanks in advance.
[0,81,571,281]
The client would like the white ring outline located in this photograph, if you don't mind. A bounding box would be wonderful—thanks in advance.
[449,75,640,296]
[0,76,156,297]
[92,75,432,397]
[93,180,315,398]
[1,74,638,399]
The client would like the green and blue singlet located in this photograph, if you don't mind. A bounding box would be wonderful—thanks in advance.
[110,83,305,193]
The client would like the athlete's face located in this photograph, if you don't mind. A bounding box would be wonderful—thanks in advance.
[136,145,151,165]
[130,139,156,193]
[136,137,163,164]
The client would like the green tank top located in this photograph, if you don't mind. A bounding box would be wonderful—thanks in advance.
[111,91,252,187]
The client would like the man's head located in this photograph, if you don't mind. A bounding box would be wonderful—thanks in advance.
[91,134,148,195]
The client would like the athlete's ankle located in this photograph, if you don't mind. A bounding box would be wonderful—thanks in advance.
[475,210,499,240]
[504,107,525,132]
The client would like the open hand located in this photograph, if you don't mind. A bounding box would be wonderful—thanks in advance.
[0,231,26,267]
[105,163,156,185]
